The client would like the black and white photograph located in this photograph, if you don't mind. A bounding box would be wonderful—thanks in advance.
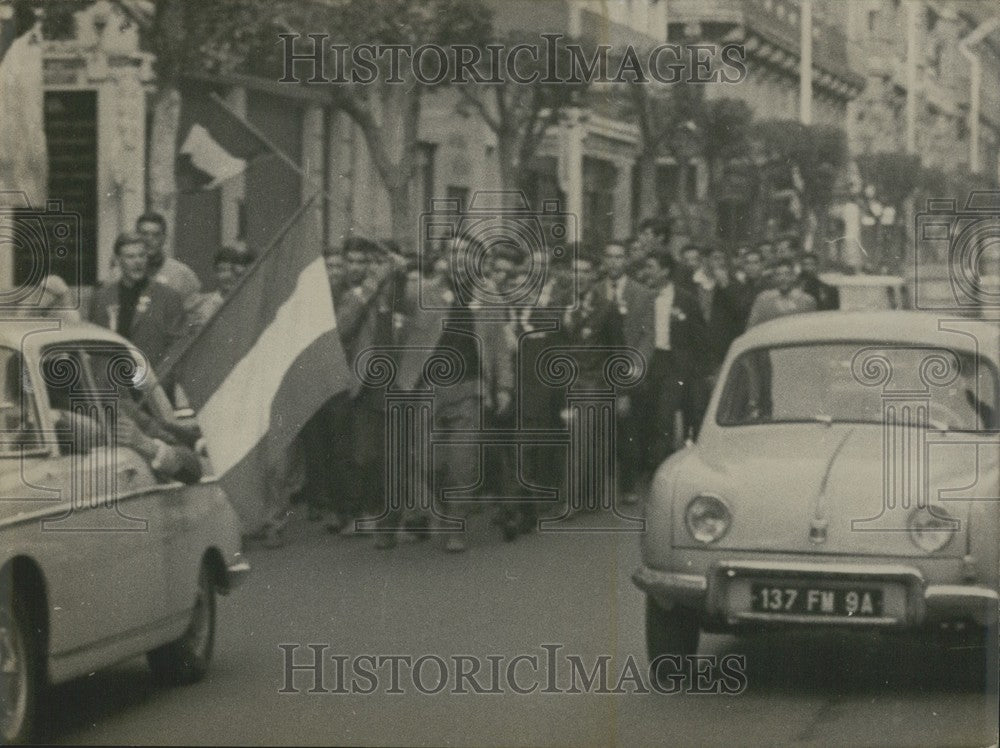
[1,0,998,745]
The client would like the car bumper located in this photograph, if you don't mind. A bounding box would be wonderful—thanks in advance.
[633,560,999,629]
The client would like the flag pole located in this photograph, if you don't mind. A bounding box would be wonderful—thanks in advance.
[156,189,324,386]
[208,92,314,185]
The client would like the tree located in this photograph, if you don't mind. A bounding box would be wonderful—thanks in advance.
[620,80,704,222]
[143,0,282,253]
[753,119,848,247]
[280,0,493,250]
[457,30,588,200]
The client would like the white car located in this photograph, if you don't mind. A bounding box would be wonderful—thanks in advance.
[0,322,248,743]
[635,311,999,680]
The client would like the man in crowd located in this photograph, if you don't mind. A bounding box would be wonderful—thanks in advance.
[798,251,840,311]
[746,257,817,327]
[382,233,513,553]
[335,237,405,541]
[677,244,704,295]
[732,247,766,333]
[298,243,356,528]
[600,241,653,506]
[135,212,202,323]
[89,232,186,374]
[639,249,705,469]
[193,246,256,330]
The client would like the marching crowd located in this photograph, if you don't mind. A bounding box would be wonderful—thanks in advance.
[29,212,841,552]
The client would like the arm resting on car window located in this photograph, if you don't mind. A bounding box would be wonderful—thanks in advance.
[116,410,202,484]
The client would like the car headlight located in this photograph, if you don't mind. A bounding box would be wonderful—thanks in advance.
[684,495,731,544]
[908,507,957,553]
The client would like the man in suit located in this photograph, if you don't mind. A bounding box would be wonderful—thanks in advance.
[89,232,186,376]
[639,248,707,470]
[732,247,766,333]
[798,251,840,311]
[334,237,406,539]
[599,242,654,505]
[384,236,514,552]
[702,246,743,373]
[135,212,202,325]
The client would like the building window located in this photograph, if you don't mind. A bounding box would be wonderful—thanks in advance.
[868,10,878,34]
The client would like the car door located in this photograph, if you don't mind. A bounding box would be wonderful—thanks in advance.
[33,342,168,657]
[81,343,209,626]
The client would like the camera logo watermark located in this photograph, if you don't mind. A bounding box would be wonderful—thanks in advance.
[0,326,151,532]
[352,191,647,534]
[850,335,1000,534]
[913,191,1000,312]
[419,191,576,310]
[0,191,83,313]
[278,644,747,696]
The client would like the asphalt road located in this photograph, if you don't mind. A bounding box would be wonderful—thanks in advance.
[48,510,998,747]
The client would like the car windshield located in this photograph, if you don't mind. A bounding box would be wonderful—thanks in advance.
[716,342,998,430]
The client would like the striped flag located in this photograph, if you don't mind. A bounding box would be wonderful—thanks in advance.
[176,83,271,192]
[171,199,350,531]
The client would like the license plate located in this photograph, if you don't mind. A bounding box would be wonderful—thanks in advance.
[750,583,884,617]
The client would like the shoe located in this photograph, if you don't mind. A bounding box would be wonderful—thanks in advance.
[518,513,537,535]
[374,533,397,550]
[403,515,430,541]
[263,522,285,549]
[444,535,467,553]
[324,513,344,534]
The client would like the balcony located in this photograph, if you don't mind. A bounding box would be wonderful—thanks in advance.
[669,0,864,90]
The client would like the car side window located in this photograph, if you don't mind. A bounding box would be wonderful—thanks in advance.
[0,347,44,455]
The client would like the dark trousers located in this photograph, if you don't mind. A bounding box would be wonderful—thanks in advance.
[618,383,645,495]
[640,349,688,470]
[351,387,387,519]
[301,392,353,514]
[376,383,478,531]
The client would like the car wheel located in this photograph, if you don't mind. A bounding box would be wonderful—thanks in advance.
[147,563,216,685]
[0,598,42,745]
[939,624,999,692]
[646,596,700,661]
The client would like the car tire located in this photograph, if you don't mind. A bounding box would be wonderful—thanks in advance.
[0,596,42,745]
[646,596,700,661]
[147,563,215,685]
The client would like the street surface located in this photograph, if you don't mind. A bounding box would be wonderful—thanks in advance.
[48,512,998,746]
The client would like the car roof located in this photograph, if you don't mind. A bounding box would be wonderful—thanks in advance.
[818,273,906,287]
[731,311,1000,360]
[0,320,134,357]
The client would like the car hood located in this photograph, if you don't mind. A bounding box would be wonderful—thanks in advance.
[666,424,994,557]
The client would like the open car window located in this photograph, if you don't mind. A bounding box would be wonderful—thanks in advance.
[0,346,45,456]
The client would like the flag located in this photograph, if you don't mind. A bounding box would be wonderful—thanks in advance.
[0,16,46,206]
[171,198,351,531]
[176,82,271,191]
[179,124,248,189]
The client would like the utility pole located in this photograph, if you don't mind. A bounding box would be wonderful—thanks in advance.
[799,0,813,125]
[958,16,1000,174]
[904,0,919,154]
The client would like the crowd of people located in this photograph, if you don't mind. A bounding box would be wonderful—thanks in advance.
[37,211,841,552]
[291,217,842,553]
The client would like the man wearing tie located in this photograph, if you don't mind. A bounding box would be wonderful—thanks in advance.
[640,249,706,471]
